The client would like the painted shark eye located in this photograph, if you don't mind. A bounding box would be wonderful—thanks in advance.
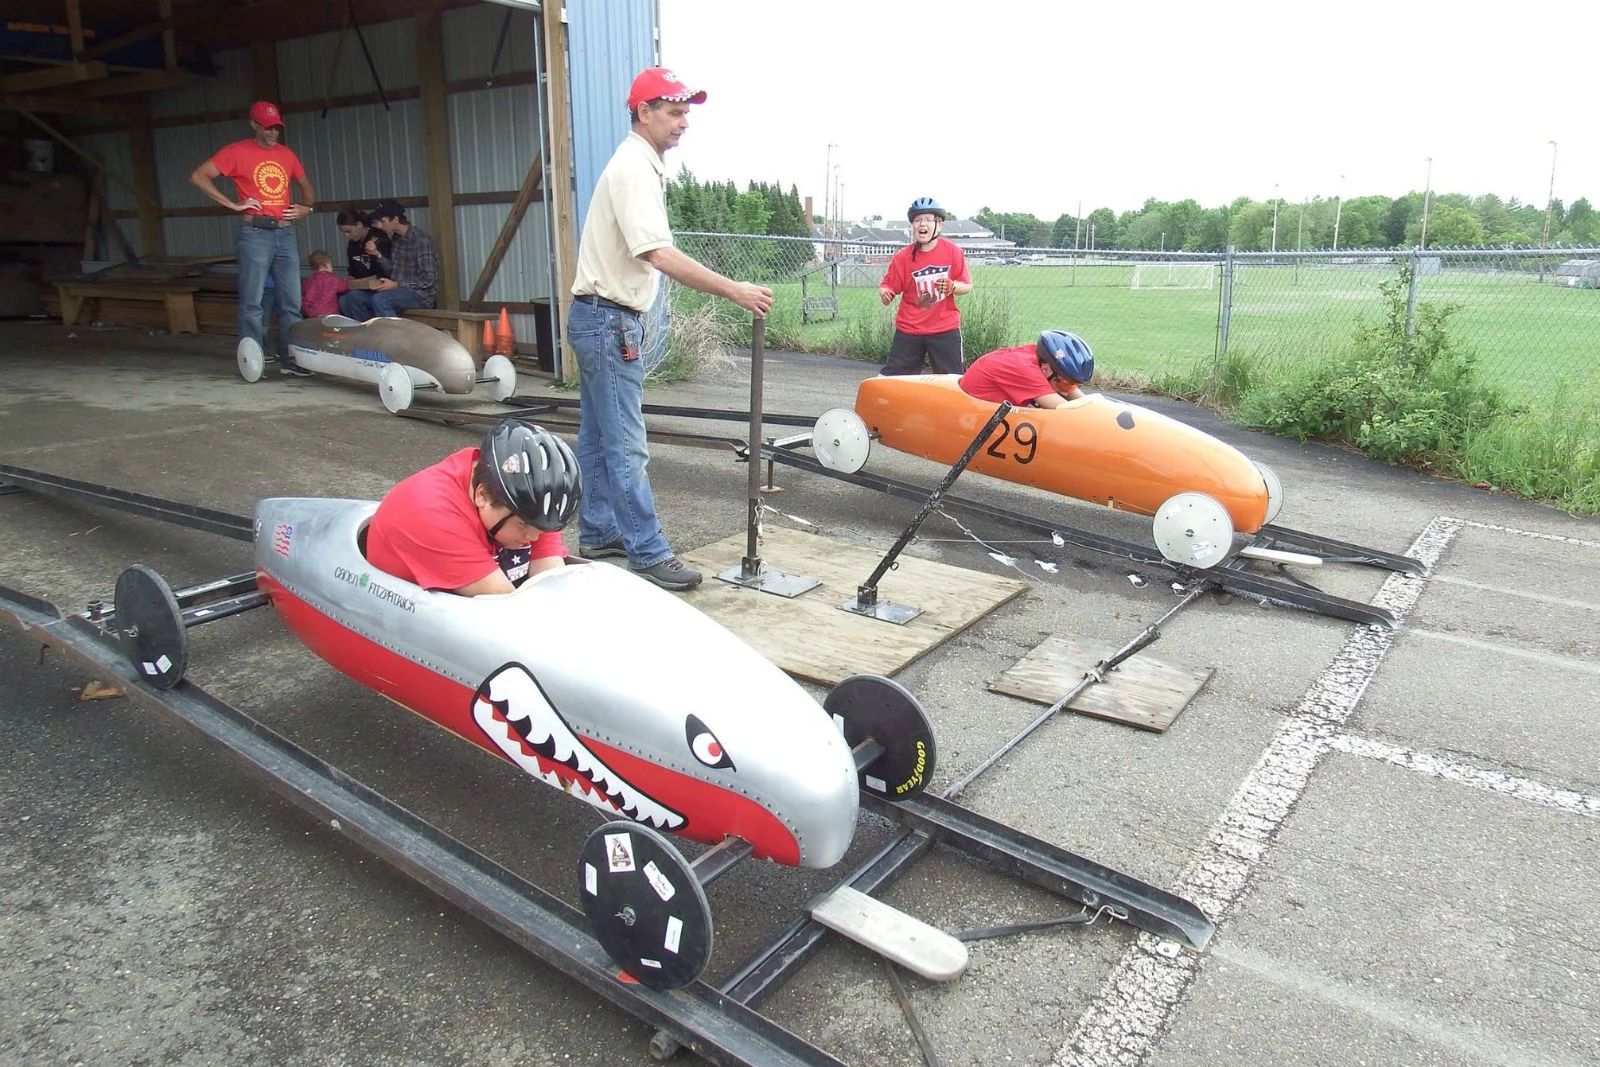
[686,714,734,770]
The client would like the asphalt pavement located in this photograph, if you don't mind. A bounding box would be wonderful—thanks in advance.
[1,320,1595,1067]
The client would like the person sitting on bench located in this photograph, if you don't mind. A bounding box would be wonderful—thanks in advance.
[339,198,439,319]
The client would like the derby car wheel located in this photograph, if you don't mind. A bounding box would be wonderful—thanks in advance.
[1255,461,1284,524]
[813,408,871,474]
[378,362,415,413]
[825,674,937,801]
[113,564,189,690]
[482,354,517,402]
[236,337,264,383]
[1152,492,1234,570]
[579,821,713,990]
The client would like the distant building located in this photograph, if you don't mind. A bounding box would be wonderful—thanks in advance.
[826,219,1017,262]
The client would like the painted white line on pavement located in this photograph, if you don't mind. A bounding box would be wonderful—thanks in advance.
[1426,573,1600,614]
[1406,627,1600,676]
[1330,734,1600,818]
[1210,944,1592,1067]
[1056,516,1462,1067]
[1445,518,1600,550]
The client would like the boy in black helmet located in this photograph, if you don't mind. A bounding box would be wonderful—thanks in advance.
[366,420,578,596]
[878,197,974,375]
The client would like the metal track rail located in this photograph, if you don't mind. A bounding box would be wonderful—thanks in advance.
[760,448,1402,629]
[0,464,253,541]
[0,586,847,1067]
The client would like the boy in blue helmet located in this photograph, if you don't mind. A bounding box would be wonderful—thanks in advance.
[878,197,973,374]
[960,330,1094,409]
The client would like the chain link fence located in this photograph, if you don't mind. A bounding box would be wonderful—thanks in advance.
[668,232,1600,412]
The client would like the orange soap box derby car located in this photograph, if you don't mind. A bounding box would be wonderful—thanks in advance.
[812,374,1284,569]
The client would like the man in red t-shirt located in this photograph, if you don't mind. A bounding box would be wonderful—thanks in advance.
[879,197,973,375]
[366,422,579,596]
[960,330,1095,409]
[190,101,317,376]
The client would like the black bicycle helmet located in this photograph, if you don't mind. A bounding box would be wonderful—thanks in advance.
[906,197,947,223]
[1036,330,1094,384]
[481,419,581,532]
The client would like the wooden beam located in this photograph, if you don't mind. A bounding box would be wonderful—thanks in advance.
[159,0,177,72]
[470,153,544,303]
[414,8,459,309]
[106,188,533,222]
[77,18,174,62]
[67,71,537,135]
[128,120,167,257]
[0,60,110,94]
[542,0,576,377]
[83,178,102,261]
[66,0,86,72]
[78,70,191,98]
[0,92,150,119]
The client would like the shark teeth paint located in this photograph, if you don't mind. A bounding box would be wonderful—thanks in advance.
[472,663,686,832]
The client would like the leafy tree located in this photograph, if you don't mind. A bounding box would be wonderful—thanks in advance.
[732,191,772,235]
[1164,199,1204,249]
[1406,203,1485,247]
[1050,213,1079,248]
[1228,201,1273,251]
[1085,207,1116,249]
[1188,206,1231,251]
[1120,210,1166,250]
[1564,198,1595,243]
[1336,196,1391,249]
[1385,193,1423,247]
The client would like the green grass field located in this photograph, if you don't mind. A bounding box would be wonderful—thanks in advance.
[765,263,1600,410]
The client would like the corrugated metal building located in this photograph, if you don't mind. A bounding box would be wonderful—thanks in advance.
[7,0,659,376]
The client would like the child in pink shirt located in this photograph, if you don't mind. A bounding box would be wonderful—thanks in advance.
[301,249,349,319]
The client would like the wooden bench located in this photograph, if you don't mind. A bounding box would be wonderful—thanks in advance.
[57,283,200,335]
[402,307,498,361]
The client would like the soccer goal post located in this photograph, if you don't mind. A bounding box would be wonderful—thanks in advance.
[1130,262,1216,291]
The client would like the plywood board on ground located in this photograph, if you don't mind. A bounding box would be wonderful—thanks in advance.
[679,525,1027,686]
[988,633,1212,732]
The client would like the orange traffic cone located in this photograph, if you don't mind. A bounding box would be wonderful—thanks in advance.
[481,318,495,360]
[495,306,514,357]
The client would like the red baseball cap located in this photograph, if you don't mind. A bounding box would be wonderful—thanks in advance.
[626,67,706,110]
[249,100,285,128]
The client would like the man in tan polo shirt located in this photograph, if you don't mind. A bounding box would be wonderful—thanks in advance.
[568,66,773,592]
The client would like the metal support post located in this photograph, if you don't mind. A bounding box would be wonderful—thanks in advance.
[716,317,820,598]
[1217,245,1235,356]
[841,402,1012,624]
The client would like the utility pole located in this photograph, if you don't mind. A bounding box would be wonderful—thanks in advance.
[823,142,835,247]
[1419,157,1433,250]
[1540,140,1559,250]
[1074,200,1082,252]
[1270,183,1279,253]
[1332,174,1345,252]
[1540,140,1558,282]
[1297,197,1305,250]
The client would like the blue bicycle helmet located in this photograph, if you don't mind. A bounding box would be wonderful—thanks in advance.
[906,197,947,222]
[1036,330,1094,384]
[481,419,582,532]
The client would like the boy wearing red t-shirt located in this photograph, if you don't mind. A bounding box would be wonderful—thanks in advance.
[878,197,973,375]
[960,330,1095,409]
[189,101,317,376]
[366,444,569,597]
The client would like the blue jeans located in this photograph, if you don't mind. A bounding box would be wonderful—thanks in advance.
[339,287,431,319]
[568,298,672,568]
[236,223,303,363]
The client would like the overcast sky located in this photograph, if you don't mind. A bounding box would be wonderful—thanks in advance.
[656,0,1597,222]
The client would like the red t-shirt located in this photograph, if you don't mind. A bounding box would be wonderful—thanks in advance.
[208,139,306,220]
[959,345,1055,406]
[880,238,970,335]
[301,271,348,318]
[366,447,565,591]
